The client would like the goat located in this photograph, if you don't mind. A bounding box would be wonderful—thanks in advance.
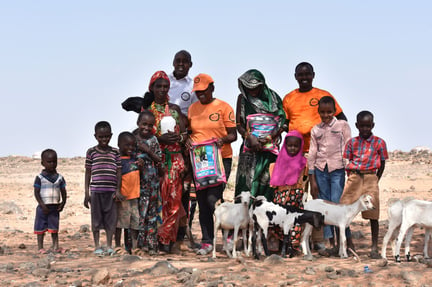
[212,191,254,258]
[300,194,374,259]
[250,196,324,259]
[391,199,432,262]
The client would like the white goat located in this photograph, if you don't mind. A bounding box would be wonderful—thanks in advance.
[301,194,374,259]
[212,191,254,259]
[250,196,324,259]
[391,199,432,262]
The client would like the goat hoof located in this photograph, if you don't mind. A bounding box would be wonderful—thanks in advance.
[406,254,411,262]
[395,255,401,263]
[303,255,314,261]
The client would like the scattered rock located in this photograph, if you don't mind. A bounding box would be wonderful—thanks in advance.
[304,266,316,275]
[0,201,23,214]
[324,266,335,272]
[18,243,26,249]
[375,258,388,267]
[264,254,285,265]
[79,225,90,233]
[401,270,422,282]
[92,267,110,285]
[144,261,178,275]
[36,258,51,269]
[31,268,50,278]
[122,254,141,262]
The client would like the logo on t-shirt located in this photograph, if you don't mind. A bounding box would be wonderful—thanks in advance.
[181,92,191,101]
[229,111,235,122]
[309,97,319,107]
[209,113,220,121]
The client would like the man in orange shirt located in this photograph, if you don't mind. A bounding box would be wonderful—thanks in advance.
[283,62,348,254]
[283,62,347,153]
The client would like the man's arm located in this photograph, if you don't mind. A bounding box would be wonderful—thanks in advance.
[377,160,385,180]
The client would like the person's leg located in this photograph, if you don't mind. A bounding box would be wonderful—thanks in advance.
[130,229,138,250]
[115,228,122,247]
[314,167,334,245]
[51,232,59,250]
[371,219,379,253]
[37,234,44,250]
[93,231,100,249]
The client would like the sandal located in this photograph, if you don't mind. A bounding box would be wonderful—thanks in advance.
[132,248,145,256]
[38,248,48,254]
[105,248,114,256]
[54,247,67,254]
[93,248,104,255]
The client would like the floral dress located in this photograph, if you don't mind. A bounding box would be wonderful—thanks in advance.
[136,135,163,251]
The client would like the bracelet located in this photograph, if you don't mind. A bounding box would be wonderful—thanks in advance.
[179,134,184,143]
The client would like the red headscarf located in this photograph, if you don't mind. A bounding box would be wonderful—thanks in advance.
[270,130,307,186]
[148,70,170,91]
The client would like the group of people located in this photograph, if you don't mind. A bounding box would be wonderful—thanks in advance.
[33,50,388,260]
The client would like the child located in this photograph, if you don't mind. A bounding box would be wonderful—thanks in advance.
[34,149,67,254]
[84,121,123,256]
[114,132,142,254]
[134,110,163,255]
[339,110,388,259]
[269,130,308,252]
[308,96,353,255]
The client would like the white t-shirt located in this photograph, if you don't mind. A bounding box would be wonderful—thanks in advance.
[168,73,198,116]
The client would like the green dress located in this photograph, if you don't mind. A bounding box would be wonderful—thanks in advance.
[235,69,286,201]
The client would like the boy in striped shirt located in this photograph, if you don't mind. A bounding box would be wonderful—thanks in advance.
[84,121,123,255]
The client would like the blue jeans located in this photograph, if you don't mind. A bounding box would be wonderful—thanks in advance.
[315,166,351,239]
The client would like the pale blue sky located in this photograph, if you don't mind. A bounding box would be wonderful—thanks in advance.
[1,1,431,157]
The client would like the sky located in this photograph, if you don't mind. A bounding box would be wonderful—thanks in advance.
[1,1,432,157]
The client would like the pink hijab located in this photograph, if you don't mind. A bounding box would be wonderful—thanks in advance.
[270,130,307,186]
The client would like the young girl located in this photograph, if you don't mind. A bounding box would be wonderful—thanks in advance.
[269,130,307,252]
[135,110,163,255]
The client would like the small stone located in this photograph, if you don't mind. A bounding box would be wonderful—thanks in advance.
[375,258,388,267]
[92,267,110,285]
[18,243,26,249]
[31,268,50,278]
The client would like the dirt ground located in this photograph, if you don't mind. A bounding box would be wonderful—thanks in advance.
[1,151,432,286]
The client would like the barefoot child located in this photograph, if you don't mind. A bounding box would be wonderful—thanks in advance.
[269,130,308,252]
[308,96,353,254]
[339,110,388,259]
[34,149,67,254]
[135,110,163,255]
[114,132,142,254]
[84,121,123,256]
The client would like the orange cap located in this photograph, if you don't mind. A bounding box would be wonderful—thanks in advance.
[192,73,214,92]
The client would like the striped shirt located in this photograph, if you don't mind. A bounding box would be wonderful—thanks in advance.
[34,172,66,204]
[344,135,388,171]
[85,146,121,193]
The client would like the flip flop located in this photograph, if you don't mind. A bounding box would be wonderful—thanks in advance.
[38,248,48,254]
[105,248,114,256]
[54,247,67,254]
[93,248,104,255]
[132,248,145,256]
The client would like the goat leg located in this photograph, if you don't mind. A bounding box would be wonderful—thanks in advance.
[261,229,270,256]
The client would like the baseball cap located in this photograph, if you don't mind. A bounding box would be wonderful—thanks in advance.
[192,73,214,92]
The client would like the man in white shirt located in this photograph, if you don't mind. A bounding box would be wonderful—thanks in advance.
[168,50,198,116]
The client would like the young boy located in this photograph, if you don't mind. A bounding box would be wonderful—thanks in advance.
[339,111,388,259]
[34,149,67,254]
[308,96,353,255]
[115,132,142,254]
[84,121,123,255]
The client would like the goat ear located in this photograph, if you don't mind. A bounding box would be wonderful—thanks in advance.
[250,195,256,201]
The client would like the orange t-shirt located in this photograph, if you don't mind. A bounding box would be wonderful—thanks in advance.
[282,87,343,152]
[188,99,236,158]
[120,156,140,200]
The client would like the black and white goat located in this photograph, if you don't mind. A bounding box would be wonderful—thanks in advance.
[387,199,432,262]
[300,194,374,259]
[250,196,324,259]
[212,191,254,258]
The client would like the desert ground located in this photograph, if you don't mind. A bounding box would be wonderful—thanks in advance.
[1,150,432,286]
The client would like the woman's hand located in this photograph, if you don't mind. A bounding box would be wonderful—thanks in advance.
[158,131,180,145]
[246,134,262,152]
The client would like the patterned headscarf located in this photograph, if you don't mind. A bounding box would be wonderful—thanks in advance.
[238,69,286,129]
[148,70,170,91]
[270,130,306,186]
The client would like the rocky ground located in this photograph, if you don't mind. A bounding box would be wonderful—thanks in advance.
[1,150,432,286]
